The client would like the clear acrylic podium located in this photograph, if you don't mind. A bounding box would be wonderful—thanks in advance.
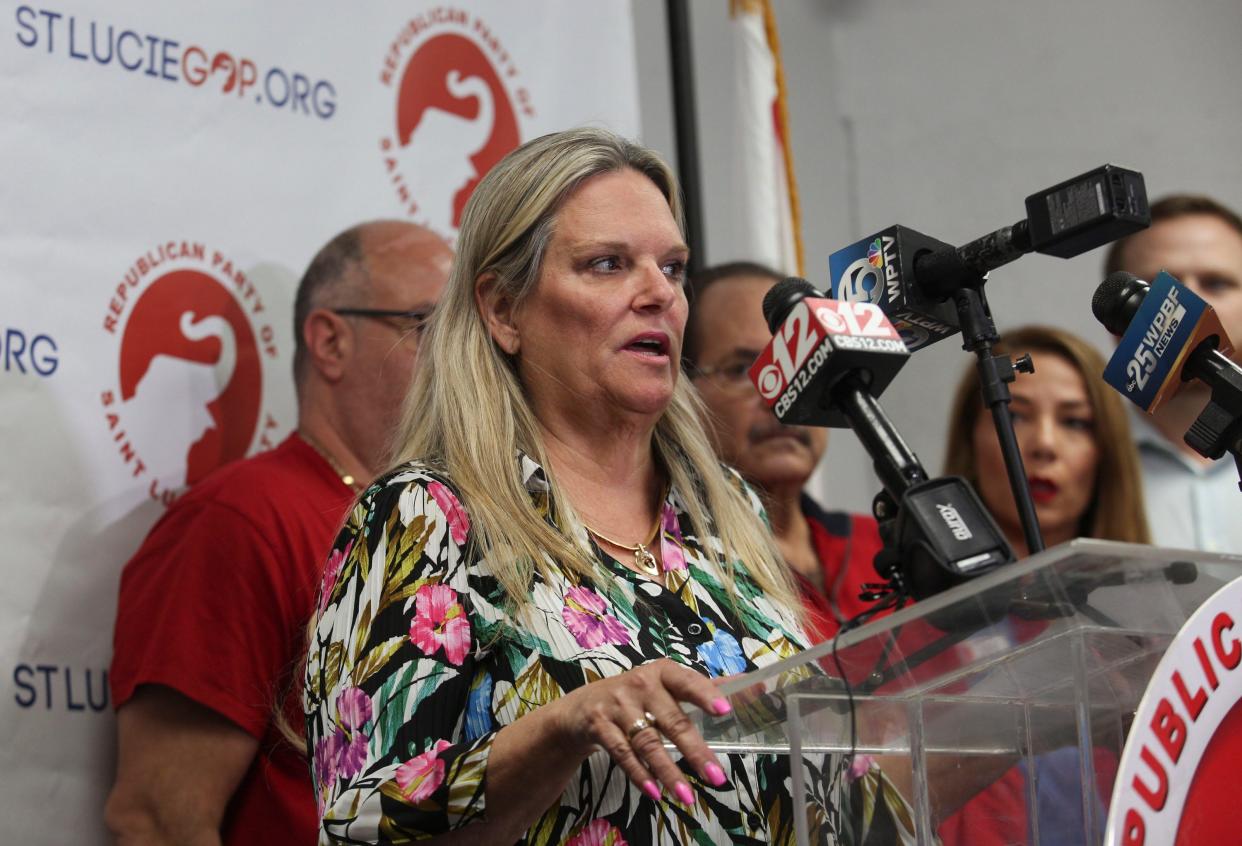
[692,540,1242,845]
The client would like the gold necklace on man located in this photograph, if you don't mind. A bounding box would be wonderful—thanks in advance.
[300,431,364,494]
[582,513,663,578]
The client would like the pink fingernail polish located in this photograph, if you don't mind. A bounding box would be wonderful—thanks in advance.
[704,762,726,787]
[712,697,732,715]
[641,780,662,801]
[674,781,695,806]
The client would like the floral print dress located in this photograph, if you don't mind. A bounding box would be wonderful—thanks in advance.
[304,454,917,845]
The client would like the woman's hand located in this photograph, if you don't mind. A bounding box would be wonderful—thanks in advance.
[552,658,733,805]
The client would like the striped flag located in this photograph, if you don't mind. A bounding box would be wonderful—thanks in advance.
[730,0,804,276]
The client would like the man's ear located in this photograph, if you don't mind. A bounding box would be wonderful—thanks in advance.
[303,308,352,382]
[476,273,520,355]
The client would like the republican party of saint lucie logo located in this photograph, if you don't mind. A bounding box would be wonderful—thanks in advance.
[378,8,534,239]
[99,241,282,506]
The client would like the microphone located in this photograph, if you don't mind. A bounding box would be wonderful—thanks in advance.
[1094,270,1235,411]
[829,164,1150,351]
[751,277,908,430]
[1094,270,1242,460]
[750,277,1013,599]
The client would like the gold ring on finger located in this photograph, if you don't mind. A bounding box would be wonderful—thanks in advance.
[626,711,660,741]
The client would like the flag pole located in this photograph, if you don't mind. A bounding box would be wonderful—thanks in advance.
[666,0,706,274]
[761,0,805,277]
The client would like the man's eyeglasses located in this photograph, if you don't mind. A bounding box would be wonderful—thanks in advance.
[333,308,432,336]
[690,357,758,395]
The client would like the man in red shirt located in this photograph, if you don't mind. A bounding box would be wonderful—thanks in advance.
[105,221,452,845]
[685,262,885,641]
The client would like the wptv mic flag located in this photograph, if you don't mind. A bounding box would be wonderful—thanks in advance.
[0,3,638,842]
[729,0,804,275]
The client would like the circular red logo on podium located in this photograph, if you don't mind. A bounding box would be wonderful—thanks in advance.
[1105,575,1242,845]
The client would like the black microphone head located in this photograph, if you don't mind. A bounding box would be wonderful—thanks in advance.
[762,277,820,333]
[1091,271,1150,336]
[1166,561,1198,585]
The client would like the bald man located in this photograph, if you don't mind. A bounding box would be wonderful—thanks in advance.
[105,222,452,846]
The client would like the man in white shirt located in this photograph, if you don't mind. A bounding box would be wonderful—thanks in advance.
[1103,194,1242,552]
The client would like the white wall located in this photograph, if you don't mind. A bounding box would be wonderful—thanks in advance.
[633,0,1242,513]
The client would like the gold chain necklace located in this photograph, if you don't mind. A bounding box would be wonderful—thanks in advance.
[300,431,363,493]
[582,513,663,578]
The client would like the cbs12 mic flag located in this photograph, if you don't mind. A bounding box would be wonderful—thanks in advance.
[730,0,803,276]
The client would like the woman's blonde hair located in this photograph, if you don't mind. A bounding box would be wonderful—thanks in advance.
[390,126,800,617]
[942,324,1150,544]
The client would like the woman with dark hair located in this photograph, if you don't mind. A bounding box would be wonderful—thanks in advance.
[939,324,1150,845]
[942,324,1150,554]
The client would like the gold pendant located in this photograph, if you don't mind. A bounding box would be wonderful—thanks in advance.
[634,543,660,577]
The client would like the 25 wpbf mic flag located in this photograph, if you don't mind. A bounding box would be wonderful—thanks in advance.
[1103,271,1231,413]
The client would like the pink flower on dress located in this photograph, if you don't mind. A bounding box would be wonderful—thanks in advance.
[394,739,453,803]
[318,539,353,612]
[409,583,471,665]
[333,686,373,778]
[846,754,877,783]
[428,481,470,544]
[566,819,630,846]
[562,586,631,649]
[337,734,367,779]
[337,686,372,730]
[659,504,686,572]
[313,733,341,791]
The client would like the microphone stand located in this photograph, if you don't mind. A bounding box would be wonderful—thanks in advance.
[818,378,1012,713]
[952,282,1046,554]
[1182,349,1242,491]
[828,374,1012,601]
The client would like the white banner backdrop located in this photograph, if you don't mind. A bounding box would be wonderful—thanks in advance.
[0,2,640,839]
